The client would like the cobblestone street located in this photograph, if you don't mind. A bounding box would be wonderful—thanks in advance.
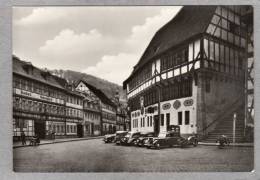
[13,138,254,172]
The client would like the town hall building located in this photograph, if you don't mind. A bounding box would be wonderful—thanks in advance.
[123,6,252,142]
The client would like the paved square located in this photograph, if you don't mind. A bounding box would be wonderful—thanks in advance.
[13,139,254,172]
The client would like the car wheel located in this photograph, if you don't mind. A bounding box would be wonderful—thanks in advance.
[156,143,161,150]
[193,140,198,147]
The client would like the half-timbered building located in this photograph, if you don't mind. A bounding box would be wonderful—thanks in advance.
[13,56,84,140]
[123,6,252,142]
[76,80,117,135]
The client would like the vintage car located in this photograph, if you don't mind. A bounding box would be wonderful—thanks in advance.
[120,131,141,146]
[114,131,128,145]
[134,132,156,147]
[145,125,198,149]
[103,133,116,143]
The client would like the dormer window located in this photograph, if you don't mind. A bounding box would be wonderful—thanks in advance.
[41,71,51,80]
[22,62,33,75]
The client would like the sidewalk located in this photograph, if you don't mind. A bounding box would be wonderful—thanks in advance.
[13,136,104,148]
[199,142,254,147]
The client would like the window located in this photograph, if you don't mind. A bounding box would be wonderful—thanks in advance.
[28,101,32,111]
[185,111,190,125]
[160,114,164,126]
[209,40,214,60]
[178,112,182,125]
[225,46,230,73]
[38,102,42,112]
[14,97,20,109]
[215,42,220,62]
[147,117,149,127]
[166,113,170,127]
[67,125,69,133]
[150,116,153,127]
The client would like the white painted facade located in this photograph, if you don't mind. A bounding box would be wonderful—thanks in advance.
[130,79,198,135]
[127,40,201,99]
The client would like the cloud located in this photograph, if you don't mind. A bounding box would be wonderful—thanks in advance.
[15,8,68,26]
[38,28,120,70]
[83,53,139,85]
[40,28,102,55]
[126,8,181,53]
[83,7,182,85]
[24,7,182,85]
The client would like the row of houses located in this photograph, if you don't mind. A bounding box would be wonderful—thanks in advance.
[13,55,130,141]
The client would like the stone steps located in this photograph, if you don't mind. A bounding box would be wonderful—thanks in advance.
[203,104,245,143]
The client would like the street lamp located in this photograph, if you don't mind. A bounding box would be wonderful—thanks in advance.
[155,84,161,135]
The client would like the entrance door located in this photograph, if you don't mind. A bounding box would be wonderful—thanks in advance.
[113,126,116,133]
[166,113,170,131]
[154,115,159,135]
[77,124,83,138]
[34,121,46,139]
[91,123,94,135]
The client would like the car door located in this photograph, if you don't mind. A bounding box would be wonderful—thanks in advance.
[168,132,175,146]
[172,132,180,145]
[165,133,172,146]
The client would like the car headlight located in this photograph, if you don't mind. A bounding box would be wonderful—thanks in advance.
[187,136,193,141]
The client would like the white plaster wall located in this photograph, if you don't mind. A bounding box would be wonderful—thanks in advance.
[130,79,198,135]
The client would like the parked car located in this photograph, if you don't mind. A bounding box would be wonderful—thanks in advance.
[145,125,198,149]
[216,135,230,149]
[120,131,141,146]
[103,133,116,143]
[114,131,128,145]
[134,132,156,147]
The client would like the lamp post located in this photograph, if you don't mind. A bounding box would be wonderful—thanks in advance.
[233,112,237,145]
[156,84,161,135]
[154,68,162,136]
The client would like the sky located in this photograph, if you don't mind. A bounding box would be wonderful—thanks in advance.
[13,6,182,85]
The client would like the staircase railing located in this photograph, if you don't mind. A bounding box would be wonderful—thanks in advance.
[201,97,244,136]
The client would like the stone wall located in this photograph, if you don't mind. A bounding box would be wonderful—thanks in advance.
[196,70,244,138]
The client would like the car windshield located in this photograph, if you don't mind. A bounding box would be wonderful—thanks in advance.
[116,132,126,136]
[125,133,131,138]
[132,134,140,138]
[158,133,166,138]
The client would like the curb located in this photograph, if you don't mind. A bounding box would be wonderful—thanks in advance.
[13,136,104,149]
[198,142,254,147]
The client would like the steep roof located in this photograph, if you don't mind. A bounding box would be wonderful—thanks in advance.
[124,6,216,87]
[13,55,67,90]
[78,80,116,108]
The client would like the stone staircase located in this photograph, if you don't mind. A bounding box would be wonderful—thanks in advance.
[203,103,245,143]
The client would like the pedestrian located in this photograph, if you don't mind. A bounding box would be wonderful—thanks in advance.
[35,134,40,146]
[52,131,55,140]
[21,131,26,145]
